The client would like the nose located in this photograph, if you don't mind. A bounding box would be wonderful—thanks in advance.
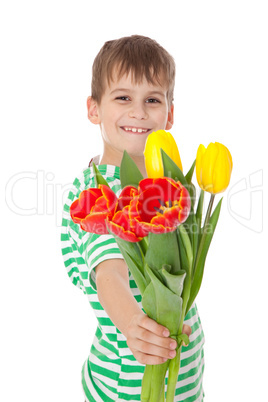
[128,101,148,120]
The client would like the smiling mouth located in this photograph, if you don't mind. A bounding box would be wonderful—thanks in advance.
[121,126,151,134]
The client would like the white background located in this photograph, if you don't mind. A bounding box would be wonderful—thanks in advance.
[1,1,267,401]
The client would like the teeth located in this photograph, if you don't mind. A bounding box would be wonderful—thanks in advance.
[123,127,148,133]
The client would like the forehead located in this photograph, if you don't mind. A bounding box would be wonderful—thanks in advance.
[105,70,168,94]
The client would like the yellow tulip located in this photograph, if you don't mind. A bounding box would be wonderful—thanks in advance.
[196,142,233,194]
[144,130,183,178]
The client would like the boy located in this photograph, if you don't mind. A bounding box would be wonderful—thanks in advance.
[61,35,205,401]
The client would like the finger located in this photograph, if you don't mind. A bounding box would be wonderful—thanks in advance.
[133,338,177,361]
[182,324,192,337]
[135,326,177,351]
[138,314,170,338]
[134,350,170,366]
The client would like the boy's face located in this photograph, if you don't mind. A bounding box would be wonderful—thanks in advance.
[87,72,173,160]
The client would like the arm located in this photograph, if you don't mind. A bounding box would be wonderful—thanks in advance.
[95,259,191,365]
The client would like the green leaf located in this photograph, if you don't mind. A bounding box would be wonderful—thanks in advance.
[195,190,204,246]
[108,230,147,295]
[178,225,193,274]
[192,214,198,268]
[185,159,196,184]
[161,149,187,186]
[120,150,144,188]
[188,182,196,210]
[177,333,190,346]
[160,268,186,298]
[142,264,183,335]
[162,264,172,273]
[183,210,193,248]
[183,212,198,273]
[145,231,181,275]
[186,198,223,314]
[177,229,192,316]
[138,237,148,256]
[109,231,144,270]
[177,230,189,276]
[92,163,109,187]
[122,251,147,295]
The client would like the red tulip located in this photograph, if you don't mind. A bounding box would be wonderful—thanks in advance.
[129,178,191,236]
[116,185,139,211]
[107,186,142,242]
[70,185,117,234]
[107,178,191,242]
[106,206,143,242]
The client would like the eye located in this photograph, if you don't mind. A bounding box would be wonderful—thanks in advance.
[146,98,160,103]
[115,96,130,101]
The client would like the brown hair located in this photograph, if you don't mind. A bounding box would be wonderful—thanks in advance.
[91,35,175,106]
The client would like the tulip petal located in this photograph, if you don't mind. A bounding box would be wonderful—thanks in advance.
[166,131,183,172]
[107,211,142,242]
[117,186,139,210]
[70,186,118,233]
[144,130,183,178]
[70,199,82,223]
[202,143,219,192]
[134,220,173,235]
[196,144,206,190]
[99,185,118,213]
[129,177,191,236]
[92,196,109,213]
[212,143,233,193]
[80,212,109,234]
[70,188,102,222]
[196,142,233,194]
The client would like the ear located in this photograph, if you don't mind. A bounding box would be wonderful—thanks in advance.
[87,96,101,124]
[165,103,174,130]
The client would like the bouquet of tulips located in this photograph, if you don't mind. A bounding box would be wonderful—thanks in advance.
[70,130,233,402]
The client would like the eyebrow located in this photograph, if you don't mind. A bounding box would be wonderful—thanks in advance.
[110,88,166,97]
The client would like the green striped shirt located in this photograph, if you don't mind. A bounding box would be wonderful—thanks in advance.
[61,164,205,401]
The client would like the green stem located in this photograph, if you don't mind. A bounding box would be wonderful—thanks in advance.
[141,361,169,402]
[166,346,182,402]
[141,365,152,402]
[186,193,216,314]
[194,194,215,275]
[159,383,165,402]
[204,194,215,231]
[149,363,168,401]
[198,193,214,252]
[166,309,185,402]
[195,189,204,262]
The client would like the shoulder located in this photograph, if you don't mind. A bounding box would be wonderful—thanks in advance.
[62,163,122,218]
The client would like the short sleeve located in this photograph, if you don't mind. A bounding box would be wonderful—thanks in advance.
[61,164,124,293]
[83,233,124,291]
[61,200,90,293]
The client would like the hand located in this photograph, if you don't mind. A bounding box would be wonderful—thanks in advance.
[125,312,192,365]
